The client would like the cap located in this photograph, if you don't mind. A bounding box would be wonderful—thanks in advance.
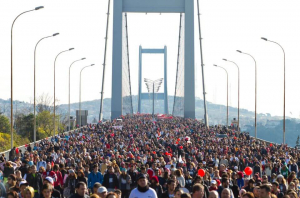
[277,174,284,179]
[45,177,54,185]
[68,169,75,174]
[234,166,238,170]
[97,187,108,194]
[211,180,217,185]
[19,181,29,187]
[137,174,146,180]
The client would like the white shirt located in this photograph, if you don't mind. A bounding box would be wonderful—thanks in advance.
[129,187,158,198]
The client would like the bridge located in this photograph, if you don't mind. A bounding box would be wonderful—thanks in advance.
[110,0,208,124]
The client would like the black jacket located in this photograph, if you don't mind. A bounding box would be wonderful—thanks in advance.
[69,193,90,198]
[102,173,119,189]
[160,190,172,198]
[151,184,163,198]
[18,165,29,177]
[3,167,14,178]
[26,173,43,194]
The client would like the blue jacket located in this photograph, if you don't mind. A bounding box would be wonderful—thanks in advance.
[88,171,103,188]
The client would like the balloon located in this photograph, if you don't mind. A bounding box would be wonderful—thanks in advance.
[179,146,183,149]
[198,169,205,177]
[177,138,180,141]
[270,143,273,147]
[15,148,19,154]
[244,167,253,176]
[111,133,115,137]
[176,141,179,144]
[153,151,156,154]
[234,137,237,140]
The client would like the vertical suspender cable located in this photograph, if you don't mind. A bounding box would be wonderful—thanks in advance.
[99,0,111,121]
[196,0,209,128]
[125,13,134,114]
[172,13,182,115]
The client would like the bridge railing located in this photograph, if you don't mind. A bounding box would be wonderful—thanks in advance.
[0,127,84,160]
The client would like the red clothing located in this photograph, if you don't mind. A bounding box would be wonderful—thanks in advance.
[209,186,218,191]
[42,171,57,182]
[147,168,155,180]
[54,171,63,187]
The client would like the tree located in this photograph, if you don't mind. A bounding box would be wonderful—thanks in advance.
[36,93,53,113]
[17,114,34,141]
[36,111,54,137]
[0,115,10,133]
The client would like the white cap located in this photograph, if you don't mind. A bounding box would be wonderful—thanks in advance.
[234,166,238,170]
[211,180,217,185]
[45,177,54,185]
[97,187,108,193]
[19,181,29,187]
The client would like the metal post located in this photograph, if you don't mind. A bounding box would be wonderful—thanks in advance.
[197,0,208,127]
[214,65,228,127]
[11,8,39,148]
[261,38,285,144]
[153,83,155,117]
[138,46,142,113]
[54,49,73,137]
[223,59,240,132]
[69,58,85,131]
[237,50,257,139]
[34,34,57,143]
[80,64,95,127]
[100,0,111,121]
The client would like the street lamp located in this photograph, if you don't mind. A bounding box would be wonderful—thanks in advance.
[10,6,44,148]
[144,78,163,117]
[223,58,240,132]
[213,64,229,128]
[237,50,257,139]
[79,64,95,127]
[68,58,86,132]
[53,48,74,137]
[261,37,286,144]
[33,33,59,143]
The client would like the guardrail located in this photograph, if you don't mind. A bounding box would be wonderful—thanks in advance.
[0,127,84,160]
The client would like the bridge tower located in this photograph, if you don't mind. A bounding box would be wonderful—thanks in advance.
[111,0,195,119]
[138,46,169,114]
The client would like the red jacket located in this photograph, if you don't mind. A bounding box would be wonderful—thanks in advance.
[54,171,63,187]
[42,171,57,183]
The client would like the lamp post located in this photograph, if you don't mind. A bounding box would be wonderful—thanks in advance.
[144,78,163,117]
[10,6,44,149]
[79,64,95,127]
[213,65,229,128]
[223,59,240,132]
[34,33,59,143]
[69,58,86,132]
[53,48,74,137]
[237,50,257,139]
[261,37,286,144]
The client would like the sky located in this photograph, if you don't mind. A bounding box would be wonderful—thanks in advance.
[1,0,300,119]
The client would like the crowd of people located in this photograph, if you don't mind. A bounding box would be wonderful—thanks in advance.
[0,114,299,198]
